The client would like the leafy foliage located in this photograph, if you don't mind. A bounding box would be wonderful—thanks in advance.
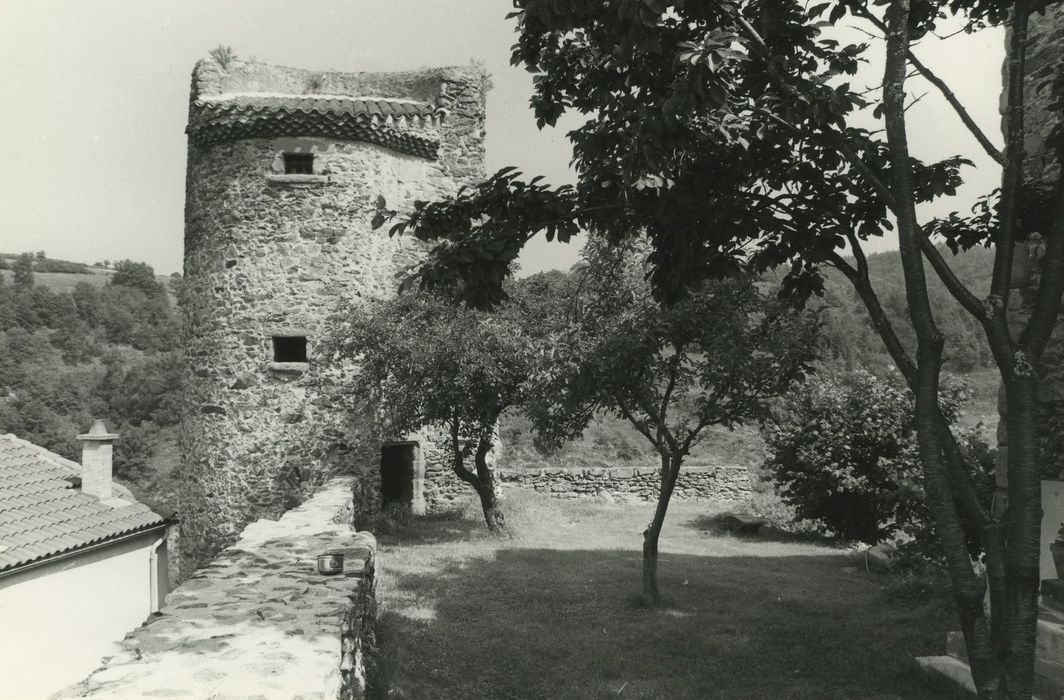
[0,260,182,510]
[330,280,565,529]
[763,369,994,551]
[109,259,168,298]
[12,253,34,289]
[523,238,820,602]
[385,0,999,310]
[807,245,996,373]
[526,239,821,456]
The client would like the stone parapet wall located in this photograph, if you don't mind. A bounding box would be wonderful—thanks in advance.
[57,479,378,700]
[499,465,752,503]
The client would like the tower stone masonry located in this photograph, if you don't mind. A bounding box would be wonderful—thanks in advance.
[179,55,487,575]
[1000,7,1064,585]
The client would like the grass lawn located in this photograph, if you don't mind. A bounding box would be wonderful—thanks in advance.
[369,491,967,699]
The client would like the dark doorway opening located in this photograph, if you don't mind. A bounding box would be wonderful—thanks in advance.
[380,443,416,508]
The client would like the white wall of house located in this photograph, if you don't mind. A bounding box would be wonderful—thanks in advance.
[0,530,168,700]
[1043,480,1064,580]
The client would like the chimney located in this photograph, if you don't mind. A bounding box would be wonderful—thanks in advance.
[78,419,118,501]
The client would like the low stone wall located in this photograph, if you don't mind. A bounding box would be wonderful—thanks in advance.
[57,478,377,700]
[499,465,752,503]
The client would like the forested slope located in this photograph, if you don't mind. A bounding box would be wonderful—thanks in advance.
[0,245,1000,502]
[0,255,182,510]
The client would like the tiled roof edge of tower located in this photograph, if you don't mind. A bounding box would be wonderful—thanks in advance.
[186,55,488,159]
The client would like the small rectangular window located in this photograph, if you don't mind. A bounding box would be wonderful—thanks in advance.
[283,153,314,175]
[273,336,308,363]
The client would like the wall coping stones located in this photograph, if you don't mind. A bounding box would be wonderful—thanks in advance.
[57,478,377,700]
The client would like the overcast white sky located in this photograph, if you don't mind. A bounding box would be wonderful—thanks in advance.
[0,2,1004,276]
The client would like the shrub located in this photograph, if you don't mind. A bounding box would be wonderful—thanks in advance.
[761,369,994,554]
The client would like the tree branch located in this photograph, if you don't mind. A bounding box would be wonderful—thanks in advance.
[917,231,986,319]
[991,0,1032,306]
[827,250,917,383]
[844,230,869,278]
[851,4,1004,165]
[449,414,481,488]
[617,400,661,449]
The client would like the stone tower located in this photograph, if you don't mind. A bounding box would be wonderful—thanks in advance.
[179,55,487,574]
[999,9,1064,585]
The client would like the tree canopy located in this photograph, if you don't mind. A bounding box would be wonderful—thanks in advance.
[526,238,819,602]
[332,280,566,530]
[375,1,1062,695]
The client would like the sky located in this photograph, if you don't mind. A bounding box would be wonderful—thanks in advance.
[0,2,1005,277]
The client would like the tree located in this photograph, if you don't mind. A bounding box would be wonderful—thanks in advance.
[109,260,164,298]
[375,1,1058,695]
[333,289,541,531]
[527,240,818,603]
[763,368,993,554]
[12,253,34,289]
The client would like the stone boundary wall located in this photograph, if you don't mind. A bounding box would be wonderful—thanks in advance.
[57,478,378,700]
[499,465,752,503]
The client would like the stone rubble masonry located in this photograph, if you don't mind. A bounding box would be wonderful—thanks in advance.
[179,55,487,576]
[56,478,378,700]
[498,465,753,504]
[997,6,1064,491]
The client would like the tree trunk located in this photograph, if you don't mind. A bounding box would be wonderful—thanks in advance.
[1000,378,1044,698]
[473,432,506,533]
[642,452,682,606]
[448,418,506,533]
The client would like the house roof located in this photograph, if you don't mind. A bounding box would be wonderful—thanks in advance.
[186,93,442,158]
[0,434,167,575]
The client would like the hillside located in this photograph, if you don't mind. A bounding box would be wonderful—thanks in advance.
[0,254,178,300]
[0,246,1003,507]
[0,255,183,511]
[795,244,999,442]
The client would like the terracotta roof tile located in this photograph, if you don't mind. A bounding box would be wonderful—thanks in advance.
[186,94,442,159]
[0,435,166,574]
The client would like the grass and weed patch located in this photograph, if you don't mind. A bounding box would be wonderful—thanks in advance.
[369,490,964,699]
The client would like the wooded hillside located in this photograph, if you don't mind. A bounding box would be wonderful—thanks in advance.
[0,245,999,509]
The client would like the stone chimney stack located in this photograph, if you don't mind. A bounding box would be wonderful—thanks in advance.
[78,419,119,501]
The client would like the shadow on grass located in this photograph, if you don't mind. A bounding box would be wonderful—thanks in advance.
[369,547,967,700]
[684,512,840,547]
[375,507,493,548]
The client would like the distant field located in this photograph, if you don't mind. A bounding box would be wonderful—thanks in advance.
[0,267,176,297]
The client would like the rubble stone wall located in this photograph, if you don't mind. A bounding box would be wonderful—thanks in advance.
[179,56,487,575]
[500,465,752,503]
[998,8,1064,488]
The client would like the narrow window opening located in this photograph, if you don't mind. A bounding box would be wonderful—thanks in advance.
[272,336,308,363]
[283,153,314,175]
